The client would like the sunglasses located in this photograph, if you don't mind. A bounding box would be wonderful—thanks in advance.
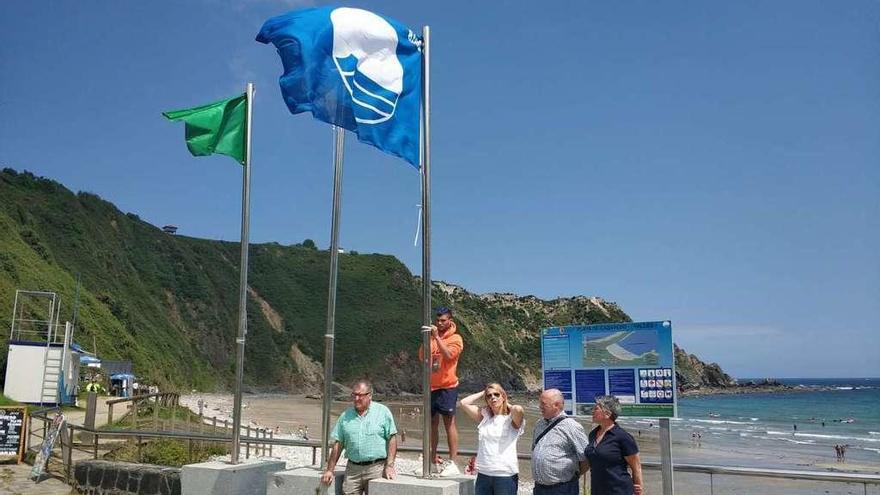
[485,392,502,398]
[351,392,371,398]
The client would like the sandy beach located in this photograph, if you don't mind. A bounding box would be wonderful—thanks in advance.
[179,393,878,494]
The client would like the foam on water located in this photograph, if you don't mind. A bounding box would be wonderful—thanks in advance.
[688,418,750,425]
[759,436,816,445]
[766,431,880,443]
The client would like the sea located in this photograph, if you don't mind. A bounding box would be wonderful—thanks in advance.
[643,378,880,469]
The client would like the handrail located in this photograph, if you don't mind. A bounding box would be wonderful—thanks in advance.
[28,411,880,489]
[59,421,880,486]
[105,392,178,406]
[636,461,880,485]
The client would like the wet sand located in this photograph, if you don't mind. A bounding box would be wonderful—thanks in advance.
[180,393,879,494]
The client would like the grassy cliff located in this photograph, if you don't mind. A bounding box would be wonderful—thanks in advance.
[0,168,424,391]
[0,168,727,393]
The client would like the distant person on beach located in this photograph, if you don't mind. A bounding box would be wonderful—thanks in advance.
[584,395,644,495]
[418,306,464,475]
[321,379,397,494]
[460,383,525,495]
[531,389,589,495]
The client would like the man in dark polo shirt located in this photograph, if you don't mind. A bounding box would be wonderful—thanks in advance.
[322,379,398,495]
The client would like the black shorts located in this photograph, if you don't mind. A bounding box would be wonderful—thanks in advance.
[430,388,458,417]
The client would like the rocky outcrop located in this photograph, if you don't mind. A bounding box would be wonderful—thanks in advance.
[674,344,736,391]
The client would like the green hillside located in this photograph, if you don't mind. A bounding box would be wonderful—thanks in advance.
[0,168,424,391]
[0,168,726,393]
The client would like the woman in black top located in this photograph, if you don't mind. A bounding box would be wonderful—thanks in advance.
[584,395,643,495]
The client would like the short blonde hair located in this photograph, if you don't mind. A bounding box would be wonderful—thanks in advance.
[483,382,510,416]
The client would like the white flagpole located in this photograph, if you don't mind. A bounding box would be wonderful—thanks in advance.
[321,125,346,475]
[420,25,433,479]
[231,82,255,464]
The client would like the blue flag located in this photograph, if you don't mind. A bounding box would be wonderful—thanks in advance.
[256,7,422,168]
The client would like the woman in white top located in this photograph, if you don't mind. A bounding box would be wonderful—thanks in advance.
[460,383,525,495]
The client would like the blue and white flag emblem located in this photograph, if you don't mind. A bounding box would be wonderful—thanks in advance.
[256,7,422,168]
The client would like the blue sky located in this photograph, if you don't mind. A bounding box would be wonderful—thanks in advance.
[2,1,877,378]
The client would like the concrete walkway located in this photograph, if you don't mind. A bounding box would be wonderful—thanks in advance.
[0,395,116,494]
[0,464,73,494]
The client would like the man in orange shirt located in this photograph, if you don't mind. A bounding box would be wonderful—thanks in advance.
[418,307,464,475]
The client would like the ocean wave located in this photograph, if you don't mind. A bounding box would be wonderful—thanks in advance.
[869,431,880,436]
[835,386,854,390]
[689,419,750,425]
[759,435,815,445]
[796,433,880,443]
[766,431,880,443]
[861,447,880,454]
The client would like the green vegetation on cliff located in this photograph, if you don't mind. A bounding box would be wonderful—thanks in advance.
[0,168,422,391]
[0,168,728,393]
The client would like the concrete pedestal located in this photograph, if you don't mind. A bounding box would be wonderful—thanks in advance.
[370,474,475,495]
[267,466,345,495]
[181,459,286,495]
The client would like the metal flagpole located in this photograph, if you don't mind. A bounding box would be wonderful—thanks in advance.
[321,125,346,473]
[420,25,433,479]
[231,82,254,464]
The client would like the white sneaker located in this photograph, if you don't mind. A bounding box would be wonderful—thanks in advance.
[439,461,461,477]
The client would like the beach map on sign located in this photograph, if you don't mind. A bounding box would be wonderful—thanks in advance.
[583,330,659,366]
[541,321,676,418]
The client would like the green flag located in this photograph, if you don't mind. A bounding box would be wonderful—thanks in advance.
[163,94,247,165]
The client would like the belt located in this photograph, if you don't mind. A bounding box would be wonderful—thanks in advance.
[349,458,386,466]
[536,474,580,488]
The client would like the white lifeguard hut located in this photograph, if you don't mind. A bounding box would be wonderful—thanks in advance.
[4,290,81,405]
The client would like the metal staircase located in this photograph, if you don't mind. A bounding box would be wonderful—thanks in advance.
[38,321,72,406]
[40,349,62,405]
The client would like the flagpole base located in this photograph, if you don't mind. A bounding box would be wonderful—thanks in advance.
[181,459,285,495]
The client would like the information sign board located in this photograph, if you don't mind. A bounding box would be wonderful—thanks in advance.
[541,321,676,418]
[0,407,27,463]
